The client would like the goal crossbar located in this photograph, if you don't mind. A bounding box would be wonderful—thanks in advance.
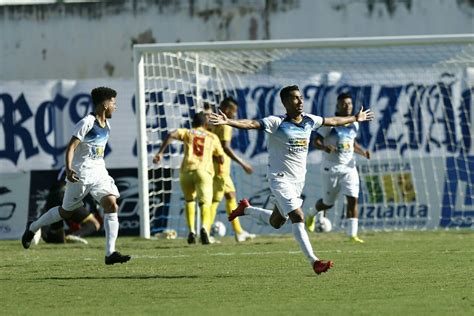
[134,34,474,54]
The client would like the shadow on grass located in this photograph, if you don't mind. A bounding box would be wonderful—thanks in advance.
[1,275,199,281]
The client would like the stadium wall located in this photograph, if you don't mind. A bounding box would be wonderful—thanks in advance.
[1,0,473,80]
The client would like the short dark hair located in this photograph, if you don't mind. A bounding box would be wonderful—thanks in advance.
[192,111,207,128]
[220,97,237,109]
[280,85,300,103]
[337,92,352,104]
[91,87,117,107]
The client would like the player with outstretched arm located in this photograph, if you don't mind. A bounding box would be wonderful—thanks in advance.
[209,85,374,275]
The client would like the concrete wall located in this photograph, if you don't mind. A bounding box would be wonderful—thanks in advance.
[1,0,472,80]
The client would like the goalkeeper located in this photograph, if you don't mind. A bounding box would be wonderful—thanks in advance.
[207,98,256,242]
[153,112,224,245]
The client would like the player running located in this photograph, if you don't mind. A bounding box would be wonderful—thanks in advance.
[209,85,374,275]
[22,87,130,265]
[305,93,371,243]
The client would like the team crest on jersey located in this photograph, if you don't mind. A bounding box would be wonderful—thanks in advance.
[89,146,105,159]
[288,138,308,153]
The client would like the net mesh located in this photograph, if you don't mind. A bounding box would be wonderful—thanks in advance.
[138,40,474,236]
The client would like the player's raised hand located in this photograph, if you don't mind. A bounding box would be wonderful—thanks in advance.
[355,106,374,122]
[208,109,228,125]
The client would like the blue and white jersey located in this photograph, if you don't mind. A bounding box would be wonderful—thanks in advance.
[259,113,324,181]
[71,113,110,182]
[317,122,359,169]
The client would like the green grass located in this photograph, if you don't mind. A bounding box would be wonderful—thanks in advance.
[1,231,473,315]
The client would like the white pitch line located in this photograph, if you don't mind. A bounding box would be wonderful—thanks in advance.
[11,248,474,263]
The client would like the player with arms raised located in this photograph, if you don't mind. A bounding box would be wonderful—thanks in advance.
[209,85,374,275]
[22,87,130,265]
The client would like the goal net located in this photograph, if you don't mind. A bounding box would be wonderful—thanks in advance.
[134,35,474,239]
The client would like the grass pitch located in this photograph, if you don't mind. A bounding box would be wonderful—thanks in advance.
[1,231,473,315]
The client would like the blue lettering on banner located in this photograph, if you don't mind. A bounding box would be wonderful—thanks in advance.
[1,79,472,169]
[0,92,113,167]
[358,204,428,219]
[250,86,280,158]
[232,87,251,153]
[69,93,92,123]
[440,156,474,228]
[0,93,39,164]
[34,94,68,165]
[373,85,403,153]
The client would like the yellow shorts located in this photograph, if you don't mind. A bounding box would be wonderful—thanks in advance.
[213,174,236,201]
[180,169,213,205]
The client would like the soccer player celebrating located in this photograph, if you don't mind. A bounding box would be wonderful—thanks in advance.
[209,85,374,275]
[305,93,371,243]
[22,87,130,265]
[153,112,225,245]
[208,98,256,242]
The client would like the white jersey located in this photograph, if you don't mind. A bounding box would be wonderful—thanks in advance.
[259,113,324,181]
[71,113,110,183]
[317,122,359,169]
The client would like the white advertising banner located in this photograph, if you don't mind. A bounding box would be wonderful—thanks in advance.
[0,79,137,172]
[0,173,30,239]
[1,67,473,235]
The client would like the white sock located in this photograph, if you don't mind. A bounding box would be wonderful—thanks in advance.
[244,206,273,224]
[292,222,318,265]
[104,213,119,256]
[30,206,62,233]
[348,218,358,237]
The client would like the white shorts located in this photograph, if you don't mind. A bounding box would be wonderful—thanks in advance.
[321,165,359,206]
[62,175,120,211]
[269,177,305,216]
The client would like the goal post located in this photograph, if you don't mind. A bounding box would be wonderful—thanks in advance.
[134,48,151,239]
[134,35,474,239]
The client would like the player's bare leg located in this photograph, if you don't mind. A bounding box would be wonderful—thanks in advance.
[72,214,100,237]
[102,195,130,265]
[269,207,287,229]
